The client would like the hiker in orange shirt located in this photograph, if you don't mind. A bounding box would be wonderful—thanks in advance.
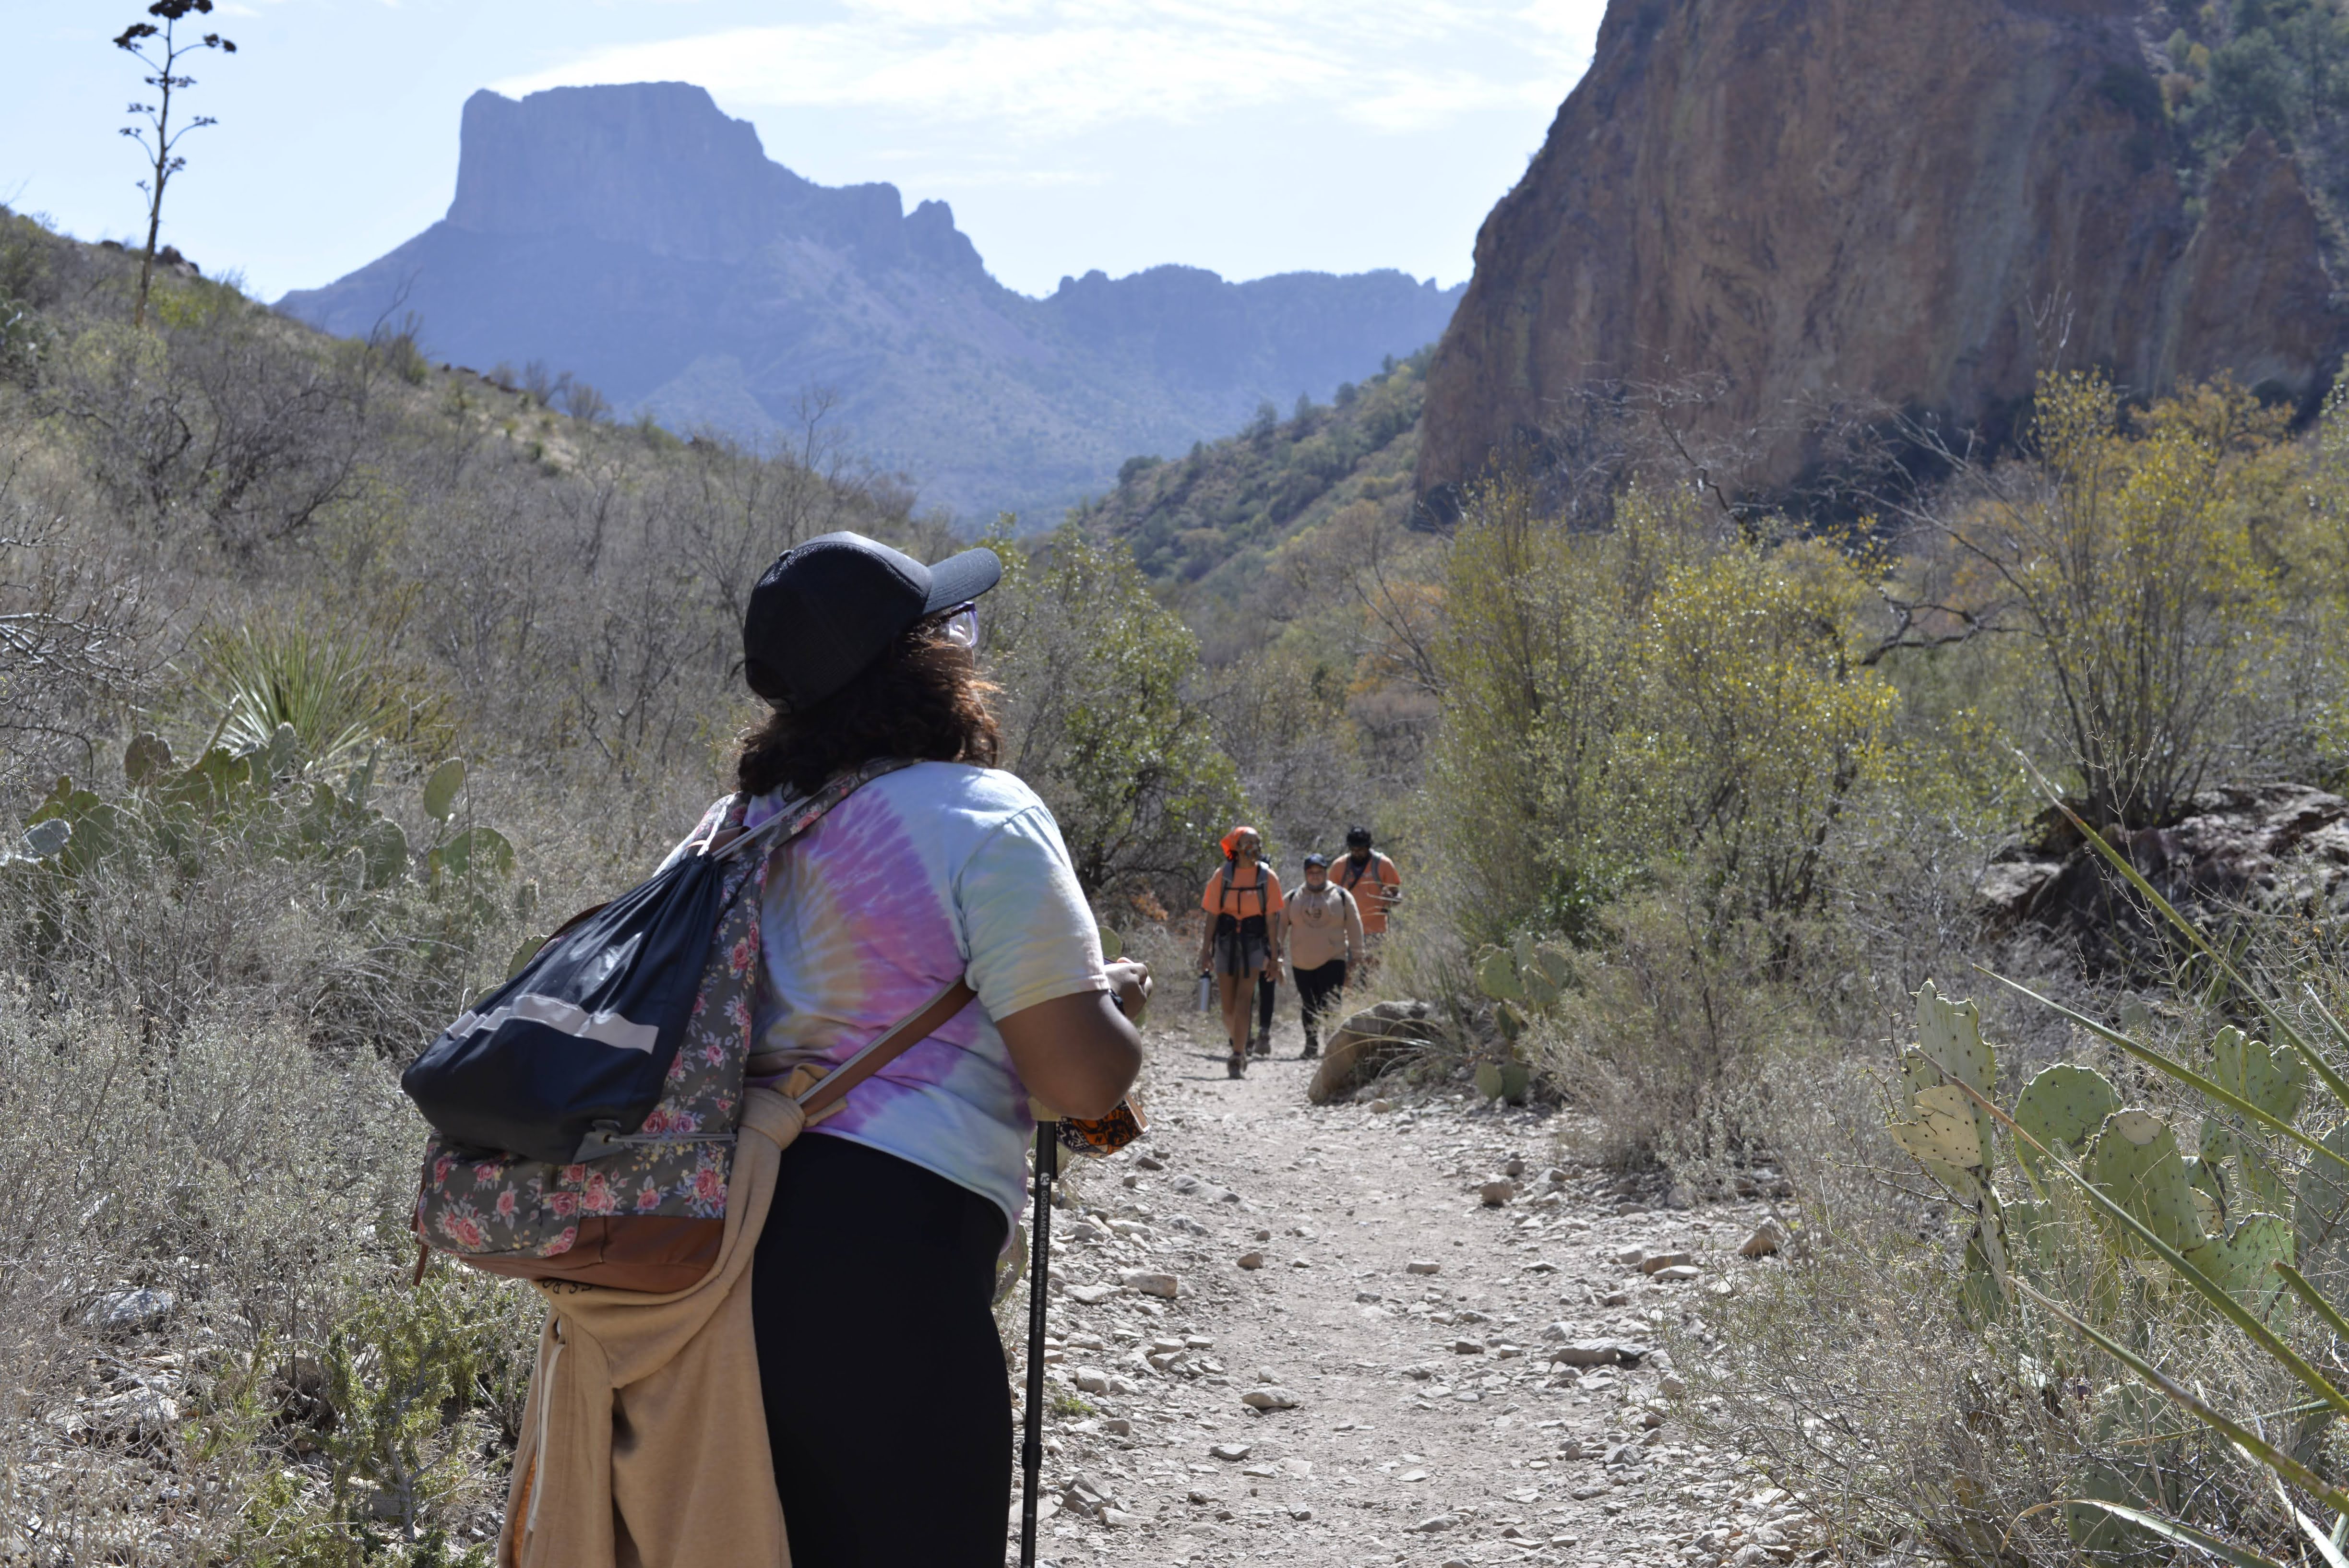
[1336,825,1402,942]
[1196,825,1283,1080]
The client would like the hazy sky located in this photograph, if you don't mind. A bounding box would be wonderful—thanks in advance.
[0,0,1601,304]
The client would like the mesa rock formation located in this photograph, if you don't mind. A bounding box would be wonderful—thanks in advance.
[282,84,1461,522]
[1418,0,2348,499]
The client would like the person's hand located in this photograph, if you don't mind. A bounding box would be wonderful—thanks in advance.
[1107,959,1151,1022]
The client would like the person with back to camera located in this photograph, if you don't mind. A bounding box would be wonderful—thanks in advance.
[1285,852,1364,1059]
[712,532,1147,1564]
[1336,824,1402,950]
[1196,826,1281,1080]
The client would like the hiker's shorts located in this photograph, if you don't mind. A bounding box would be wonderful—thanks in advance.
[1211,915,1270,976]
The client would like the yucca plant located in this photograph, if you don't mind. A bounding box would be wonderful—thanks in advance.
[1889,767,2349,1566]
[192,618,420,774]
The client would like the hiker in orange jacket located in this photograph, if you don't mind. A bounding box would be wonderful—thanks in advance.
[1336,825,1402,940]
[1196,825,1282,1079]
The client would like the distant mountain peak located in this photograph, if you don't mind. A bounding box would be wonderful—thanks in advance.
[279,82,1460,520]
[445,82,972,273]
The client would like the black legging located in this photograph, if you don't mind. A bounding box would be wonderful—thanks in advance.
[1256,973,1277,1038]
[752,1132,1011,1566]
[1293,958,1347,1037]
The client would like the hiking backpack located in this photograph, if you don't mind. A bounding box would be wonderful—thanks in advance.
[1215,857,1276,918]
[406,769,897,1292]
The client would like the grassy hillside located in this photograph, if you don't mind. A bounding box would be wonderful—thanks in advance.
[1069,347,1432,603]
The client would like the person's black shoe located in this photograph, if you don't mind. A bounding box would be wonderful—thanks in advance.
[1226,1053,1246,1079]
[1301,1037,1319,1059]
[1250,1036,1272,1057]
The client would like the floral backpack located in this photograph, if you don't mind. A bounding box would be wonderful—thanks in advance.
[409,792,776,1293]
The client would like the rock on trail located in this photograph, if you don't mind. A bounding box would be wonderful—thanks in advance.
[1006,1004,1814,1567]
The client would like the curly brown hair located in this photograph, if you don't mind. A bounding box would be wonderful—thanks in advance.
[735,618,1001,798]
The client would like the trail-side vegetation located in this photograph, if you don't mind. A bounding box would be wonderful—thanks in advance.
[17,171,2349,1568]
[0,208,1239,1564]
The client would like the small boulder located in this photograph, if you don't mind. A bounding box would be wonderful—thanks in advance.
[1740,1219,1785,1258]
[1479,1180,1516,1206]
[1209,1442,1252,1461]
[80,1288,176,1337]
[1406,1259,1442,1276]
[1241,1386,1300,1411]
[1638,1251,1695,1274]
[1236,1251,1265,1270]
[1118,1270,1180,1298]
[1310,1000,1437,1104]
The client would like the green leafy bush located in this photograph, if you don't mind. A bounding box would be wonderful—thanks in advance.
[984,526,1245,908]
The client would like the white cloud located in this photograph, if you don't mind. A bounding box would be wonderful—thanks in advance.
[491,0,1598,139]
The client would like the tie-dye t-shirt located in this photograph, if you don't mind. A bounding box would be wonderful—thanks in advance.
[678,762,1107,1230]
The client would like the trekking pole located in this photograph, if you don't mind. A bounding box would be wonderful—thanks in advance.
[1019,1117,1058,1568]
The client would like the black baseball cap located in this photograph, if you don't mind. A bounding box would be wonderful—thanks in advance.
[743,531,1002,708]
[1345,825,1373,847]
[1302,852,1330,868]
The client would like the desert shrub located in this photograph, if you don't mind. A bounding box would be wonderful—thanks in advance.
[1536,883,1824,1172]
[1921,372,2297,828]
[0,447,147,796]
[985,526,1245,907]
[1426,477,1899,947]
[44,299,381,553]
[1417,472,1907,1155]
[0,991,537,1565]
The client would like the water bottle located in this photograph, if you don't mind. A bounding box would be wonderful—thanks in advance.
[1195,972,1214,1013]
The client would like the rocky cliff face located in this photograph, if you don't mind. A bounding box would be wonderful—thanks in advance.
[1418,0,2348,499]
[282,84,1459,522]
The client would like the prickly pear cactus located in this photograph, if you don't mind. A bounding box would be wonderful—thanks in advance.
[123,732,173,787]
[1893,982,1998,1203]
[2182,1212,2291,1318]
[2085,1110,2206,1257]
[1478,938,1573,1014]
[1473,1060,1532,1105]
[1890,983,2010,1310]
[2013,1063,2120,1185]
[422,757,466,823]
[2209,1027,2305,1122]
[1476,947,1525,1003]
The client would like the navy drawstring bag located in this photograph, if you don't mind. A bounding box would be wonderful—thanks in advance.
[400,766,899,1164]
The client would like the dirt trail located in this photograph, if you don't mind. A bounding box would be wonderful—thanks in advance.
[1008,1002,1810,1568]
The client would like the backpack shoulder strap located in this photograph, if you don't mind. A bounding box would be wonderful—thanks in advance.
[705,758,916,864]
[796,977,977,1117]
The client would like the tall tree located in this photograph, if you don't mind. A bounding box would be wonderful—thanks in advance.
[114,0,236,329]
